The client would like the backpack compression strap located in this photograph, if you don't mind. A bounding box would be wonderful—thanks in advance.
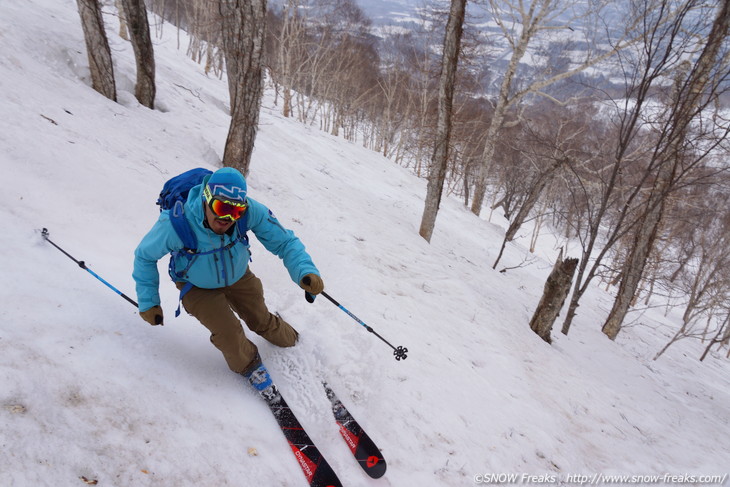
[175,282,195,317]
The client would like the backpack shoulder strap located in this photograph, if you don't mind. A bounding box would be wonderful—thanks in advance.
[168,200,198,318]
[236,212,250,247]
[236,211,249,236]
[170,199,198,250]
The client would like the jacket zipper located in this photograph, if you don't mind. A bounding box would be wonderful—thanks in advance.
[220,234,228,286]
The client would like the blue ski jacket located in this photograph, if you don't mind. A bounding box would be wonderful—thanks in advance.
[133,184,319,312]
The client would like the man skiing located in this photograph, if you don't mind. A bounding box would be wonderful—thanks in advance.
[133,167,324,377]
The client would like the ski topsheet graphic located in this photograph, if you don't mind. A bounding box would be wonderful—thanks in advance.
[323,381,387,479]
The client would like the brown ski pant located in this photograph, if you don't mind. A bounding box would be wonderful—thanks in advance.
[177,269,298,373]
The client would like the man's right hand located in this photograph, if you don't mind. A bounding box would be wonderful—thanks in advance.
[140,306,164,326]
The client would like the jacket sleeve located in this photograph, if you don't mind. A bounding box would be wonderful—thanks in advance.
[133,213,181,312]
[247,199,319,285]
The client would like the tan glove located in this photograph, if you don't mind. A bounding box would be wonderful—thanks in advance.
[140,305,164,326]
[301,274,324,295]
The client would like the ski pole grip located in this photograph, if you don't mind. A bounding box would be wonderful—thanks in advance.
[302,276,315,303]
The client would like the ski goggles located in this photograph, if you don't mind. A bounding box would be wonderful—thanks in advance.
[204,186,248,221]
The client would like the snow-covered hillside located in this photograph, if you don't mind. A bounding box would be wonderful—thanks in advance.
[0,1,728,486]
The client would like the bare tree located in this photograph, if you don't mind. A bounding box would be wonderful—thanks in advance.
[560,0,724,336]
[267,0,306,118]
[120,0,156,108]
[76,0,117,101]
[419,0,467,242]
[391,30,441,176]
[654,207,730,359]
[491,104,593,268]
[700,313,730,361]
[264,0,376,134]
[372,61,411,159]
[468,0,640,216]
[219,0,267,174]
[602,0,730,340]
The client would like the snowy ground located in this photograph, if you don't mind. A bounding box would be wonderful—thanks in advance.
[0,1,728,486]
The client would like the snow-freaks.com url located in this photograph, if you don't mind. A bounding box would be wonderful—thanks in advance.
[473,473,729,485]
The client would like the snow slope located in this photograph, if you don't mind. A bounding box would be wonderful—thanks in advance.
[0,1,728,486]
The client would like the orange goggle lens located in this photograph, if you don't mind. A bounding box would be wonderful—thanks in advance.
[209,198,248,221]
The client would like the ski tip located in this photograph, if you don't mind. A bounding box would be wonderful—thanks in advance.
[362,455,387,478]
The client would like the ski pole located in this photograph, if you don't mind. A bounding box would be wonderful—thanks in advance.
[41,228,143,311]
[303,277,408,361]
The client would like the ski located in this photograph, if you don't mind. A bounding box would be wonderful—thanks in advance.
[248,364,342,487]
[322,381,387,479]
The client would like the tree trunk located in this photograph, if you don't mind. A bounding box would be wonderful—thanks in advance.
[220,0,267,175]
[76,0,117,101]
[699,314,728,362]
[469,0,557,217]
[529,250,579,343]
[116,0,129,40]
[120,0,156,109]
[277,0,298,119]
[419,0,466,242]
[602,191,667,340]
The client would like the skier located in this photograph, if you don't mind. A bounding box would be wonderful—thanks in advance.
[132,167,324,377]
